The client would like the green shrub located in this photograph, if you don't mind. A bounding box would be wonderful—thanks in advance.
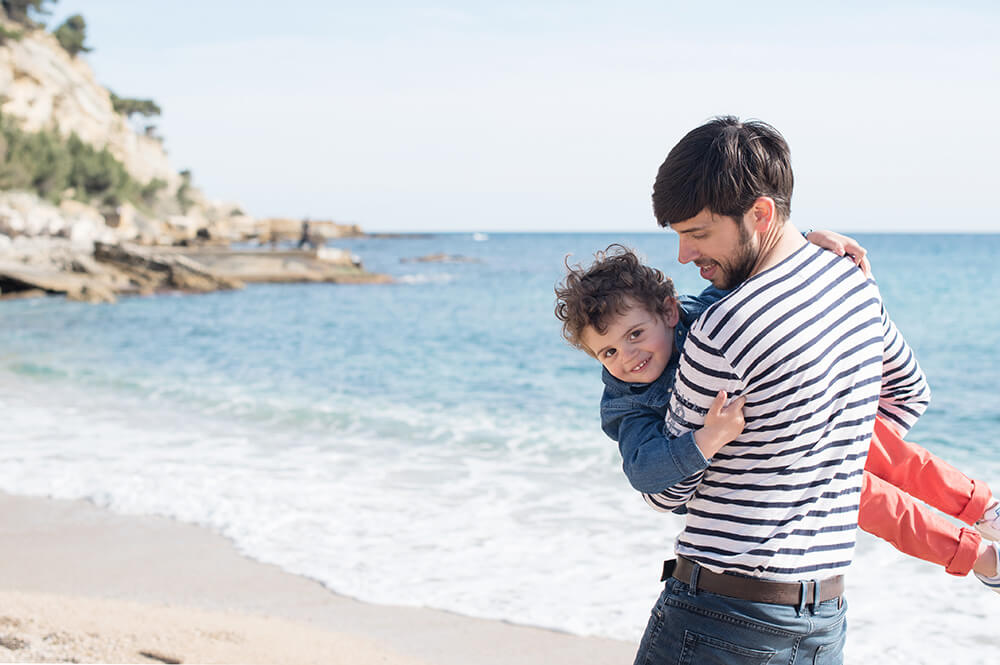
[109,92,161,118]
[0,113,156,210]
[53,13,91,57]
[0,24,23,43]
[140,177,166,206]
[1,0,53,27]
[0,115,71,200]
[176,169,194,213]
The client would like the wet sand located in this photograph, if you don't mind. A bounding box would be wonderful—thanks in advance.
[0,492,636,664]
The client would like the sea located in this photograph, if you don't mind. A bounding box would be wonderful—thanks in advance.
[1,232,998,663]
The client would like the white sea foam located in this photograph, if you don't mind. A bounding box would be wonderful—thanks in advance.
[0,370,997,663]
[396,273,457,285]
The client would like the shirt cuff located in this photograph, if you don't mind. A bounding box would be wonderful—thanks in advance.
[669,430,710,477]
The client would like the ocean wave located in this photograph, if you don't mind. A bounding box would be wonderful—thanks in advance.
[395,273,457,285]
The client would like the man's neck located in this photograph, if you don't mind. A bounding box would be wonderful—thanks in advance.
[750,220,806,278]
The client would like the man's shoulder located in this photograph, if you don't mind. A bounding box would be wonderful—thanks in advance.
[690,245,881,345]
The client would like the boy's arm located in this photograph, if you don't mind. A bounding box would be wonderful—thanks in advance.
[806,231,928,433]
[806,229,872,277]
[877,303,931,435]
[602,392,702,495]
[807,231,927,434]
[603,388,744,494]
[652,329,744,511]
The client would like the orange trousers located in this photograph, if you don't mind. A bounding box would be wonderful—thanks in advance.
[859,418,993,576]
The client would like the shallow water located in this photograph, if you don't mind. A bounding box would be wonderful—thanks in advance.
[1,232,998,661]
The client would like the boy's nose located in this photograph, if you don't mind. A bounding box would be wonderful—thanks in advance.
[621,344,639,366]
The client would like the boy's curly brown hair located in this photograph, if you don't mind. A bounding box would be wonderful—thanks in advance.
[554,244,677,356]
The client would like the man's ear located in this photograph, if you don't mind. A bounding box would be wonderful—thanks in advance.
[747,196,777,235]
[662,296,681,327]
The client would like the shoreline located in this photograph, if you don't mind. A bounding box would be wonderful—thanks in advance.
[0,492,636,664]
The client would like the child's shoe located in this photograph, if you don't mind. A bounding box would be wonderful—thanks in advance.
[975,501,1000,541]
[974,544,1000,595]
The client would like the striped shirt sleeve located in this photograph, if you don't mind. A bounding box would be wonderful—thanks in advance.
[642,472,703,512]
[641,321,743,511]
[877,303,930,434]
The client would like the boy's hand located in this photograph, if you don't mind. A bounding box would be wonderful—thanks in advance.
[694,390,746,460]
[806,229,873,278]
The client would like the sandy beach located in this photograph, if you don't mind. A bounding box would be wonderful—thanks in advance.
[0,492,636,664]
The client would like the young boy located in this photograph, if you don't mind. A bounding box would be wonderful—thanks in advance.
[554,242,1000,590]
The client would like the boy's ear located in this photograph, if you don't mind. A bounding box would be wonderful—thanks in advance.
[662,296,680,327]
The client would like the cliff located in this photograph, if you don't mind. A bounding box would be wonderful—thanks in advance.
[0,26,181,194]
[0,20,385,301]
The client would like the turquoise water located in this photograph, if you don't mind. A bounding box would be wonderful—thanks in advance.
[1,232,998,655]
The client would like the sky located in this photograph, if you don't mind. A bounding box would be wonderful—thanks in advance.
[41,1,1000,233]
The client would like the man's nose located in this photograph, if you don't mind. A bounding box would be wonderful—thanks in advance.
[677,238,698,264]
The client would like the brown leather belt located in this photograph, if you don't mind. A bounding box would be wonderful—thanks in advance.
[668,556,844,607]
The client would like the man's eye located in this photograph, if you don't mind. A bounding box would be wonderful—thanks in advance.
[603,348,616,358]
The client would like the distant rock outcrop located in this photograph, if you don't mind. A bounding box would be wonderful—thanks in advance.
[0,22,384,303]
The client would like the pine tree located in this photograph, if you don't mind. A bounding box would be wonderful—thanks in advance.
[1,0,55,27]
[53,13,92,57]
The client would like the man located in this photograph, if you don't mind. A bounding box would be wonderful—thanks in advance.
[634,117,929,664]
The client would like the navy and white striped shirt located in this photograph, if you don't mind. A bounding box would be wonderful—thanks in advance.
[649,243,929,581]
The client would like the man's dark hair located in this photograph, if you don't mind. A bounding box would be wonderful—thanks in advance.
[652,116,793,227]
[554,244,677,356]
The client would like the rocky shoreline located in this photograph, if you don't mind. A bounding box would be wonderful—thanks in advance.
[0,24,389,306]
[0,191,389,304]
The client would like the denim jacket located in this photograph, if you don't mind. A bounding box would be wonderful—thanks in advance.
[599,286,728,494]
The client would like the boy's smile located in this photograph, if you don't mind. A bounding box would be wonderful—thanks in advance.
[580,298,679,384]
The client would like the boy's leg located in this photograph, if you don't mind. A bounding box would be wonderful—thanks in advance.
[865,417,993,525]
[860,470,982,575]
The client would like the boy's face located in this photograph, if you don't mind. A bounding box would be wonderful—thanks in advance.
[581,298,680,384]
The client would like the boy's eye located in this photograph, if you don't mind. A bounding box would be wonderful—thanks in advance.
[603,348,616,359]
[629,329,643,340]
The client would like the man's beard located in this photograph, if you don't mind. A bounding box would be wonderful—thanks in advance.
[710,223,759,290]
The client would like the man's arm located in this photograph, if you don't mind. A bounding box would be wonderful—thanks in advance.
[877,304,931,435]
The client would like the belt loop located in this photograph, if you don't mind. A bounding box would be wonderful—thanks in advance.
[810,579,821,614]
[796,581,807,616]
[687,562,701,597]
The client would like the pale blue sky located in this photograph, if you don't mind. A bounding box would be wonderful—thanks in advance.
[44,1,1000,232]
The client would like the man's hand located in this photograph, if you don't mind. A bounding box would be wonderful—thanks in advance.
[806,229,873,278]
[694,390,746,460]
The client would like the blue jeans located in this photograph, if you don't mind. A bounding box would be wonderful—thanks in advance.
[633,576,847,665]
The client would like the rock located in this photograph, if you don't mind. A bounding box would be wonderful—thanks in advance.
[65,281,118,304]
[93,242,244,293]
[260,217,365,242]
[166,247,390,284]
[0,287,46,300]
[0,258,113,302]
[0,634,29,650]
[0,205,26,235]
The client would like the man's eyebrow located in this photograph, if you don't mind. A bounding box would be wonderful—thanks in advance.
[675,225,707,235]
